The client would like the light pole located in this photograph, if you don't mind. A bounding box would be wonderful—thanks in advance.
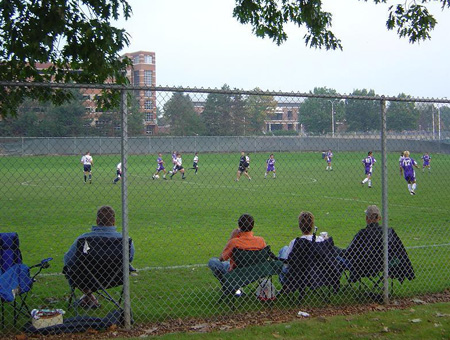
[432,107,435,140]
[438,105,441,141]
[327,100,335,137]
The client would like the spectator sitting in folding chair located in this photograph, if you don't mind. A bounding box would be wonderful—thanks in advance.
[64,206,135,309]
[277,211,343,299]
[208,214,266,294]
[339,205,415,291]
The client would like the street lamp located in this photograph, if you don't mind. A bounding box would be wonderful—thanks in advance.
[327,100,335,137]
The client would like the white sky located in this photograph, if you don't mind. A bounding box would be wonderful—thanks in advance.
[116,0,450,99]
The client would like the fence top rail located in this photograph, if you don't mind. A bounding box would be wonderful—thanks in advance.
[1,81,450,104]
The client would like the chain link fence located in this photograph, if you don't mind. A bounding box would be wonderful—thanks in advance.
[0,82,449,334]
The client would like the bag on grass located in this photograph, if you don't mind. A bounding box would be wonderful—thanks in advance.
[255,278,276,301]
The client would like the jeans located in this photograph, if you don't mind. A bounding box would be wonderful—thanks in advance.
[208,257,230,283]
[278,246,289,285]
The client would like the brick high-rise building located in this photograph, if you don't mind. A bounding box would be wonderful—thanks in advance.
[122,51,157,135]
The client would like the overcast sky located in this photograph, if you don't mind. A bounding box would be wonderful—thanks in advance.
[116,0,450,99]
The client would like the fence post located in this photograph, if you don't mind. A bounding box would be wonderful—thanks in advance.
[121,89,132,329]
[380,96,389,304]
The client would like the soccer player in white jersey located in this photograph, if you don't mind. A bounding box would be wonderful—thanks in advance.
[80,151,93,184]
[113,162,122,184]
[170,153,186,180]
[361,151,376,188]
[190,152,199,174]
[325,150,333,171]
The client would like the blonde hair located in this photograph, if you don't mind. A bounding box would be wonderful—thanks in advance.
[403,151,410,157]
[298,211,314,234]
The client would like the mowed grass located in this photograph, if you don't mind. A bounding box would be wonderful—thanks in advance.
[0,151,449,323]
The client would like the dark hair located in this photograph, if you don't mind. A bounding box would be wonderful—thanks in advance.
[238,214,254,232]
[298,211,314,234]
[368,151,372,155]
[97,205,116,226]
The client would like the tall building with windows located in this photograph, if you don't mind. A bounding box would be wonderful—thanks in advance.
[122,51,157,135]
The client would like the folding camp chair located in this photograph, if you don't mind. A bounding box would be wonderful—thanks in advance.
[340,226,415,301]
[220,246,283,308]
[0,232,52,328]
[63,236,132,312]
[281,236,344,304]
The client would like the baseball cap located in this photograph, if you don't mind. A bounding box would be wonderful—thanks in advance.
[365,205,380,219]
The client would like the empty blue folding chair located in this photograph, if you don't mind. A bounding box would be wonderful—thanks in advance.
[0,232,52,328]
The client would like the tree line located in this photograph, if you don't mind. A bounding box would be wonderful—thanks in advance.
[0,86,448,137]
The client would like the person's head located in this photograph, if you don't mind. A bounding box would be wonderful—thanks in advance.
[270,154,274,159]
[158,153,162,157]
[241,151,245,156]
[96,205,116,226]
[195,152,198,156]
[86,151,90,155]
[365,205,381,224]
[298,211,315,235]
[238,214,254,232]
[368,151,373,156]
[177,153,181,157]
[404,151,410,157]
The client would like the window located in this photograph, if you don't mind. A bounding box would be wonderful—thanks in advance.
[145,113,154,121]
[287,110,293,120]
[146,125,153,135]
[144,90,153,97]
[133,71,140,86]
[133,55,140,64]
[144,55,153,64]
[144,100,153,110]
[276,113,283,120]
[144,70,152,85]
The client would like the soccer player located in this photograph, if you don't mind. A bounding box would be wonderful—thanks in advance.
[264,154,276,179]
[235,151,251,181]
[168,151,177,175]
[80,151,93,184]
[113,162,122,184]
[361,151,376,188]
[422,153,431,173]
[170,153,186,179]
[398,151,404,163]
[190,152,199,174]
[400,151,419,195]
[152,153,167,180]
[325,149,333,171]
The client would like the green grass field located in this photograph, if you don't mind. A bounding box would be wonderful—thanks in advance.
[0,151,449,324]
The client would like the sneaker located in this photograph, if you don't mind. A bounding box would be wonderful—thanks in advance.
[89,180,92,184]
[410,190,416,195]
[235,288,246,297]
[368,185,372,188]
[163,177,167,180]
[152,175,155,180]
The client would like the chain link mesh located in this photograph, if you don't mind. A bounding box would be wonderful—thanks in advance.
[0,82,449,334]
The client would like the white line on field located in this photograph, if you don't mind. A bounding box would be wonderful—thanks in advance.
[40,242,449,277]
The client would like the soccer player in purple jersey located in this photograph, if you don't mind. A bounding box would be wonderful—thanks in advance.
[400,151,419,195]
[152,153,167,180]
[264,154,276,179]
[326,150,333,171]
[361,151,376,188]
[422,153,431,173]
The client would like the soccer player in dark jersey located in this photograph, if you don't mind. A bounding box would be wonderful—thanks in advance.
[152,153,167,180]
[400,151,419,195]
[264,154,276,179]
[235,151,251,181]
[422,153,431,173]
